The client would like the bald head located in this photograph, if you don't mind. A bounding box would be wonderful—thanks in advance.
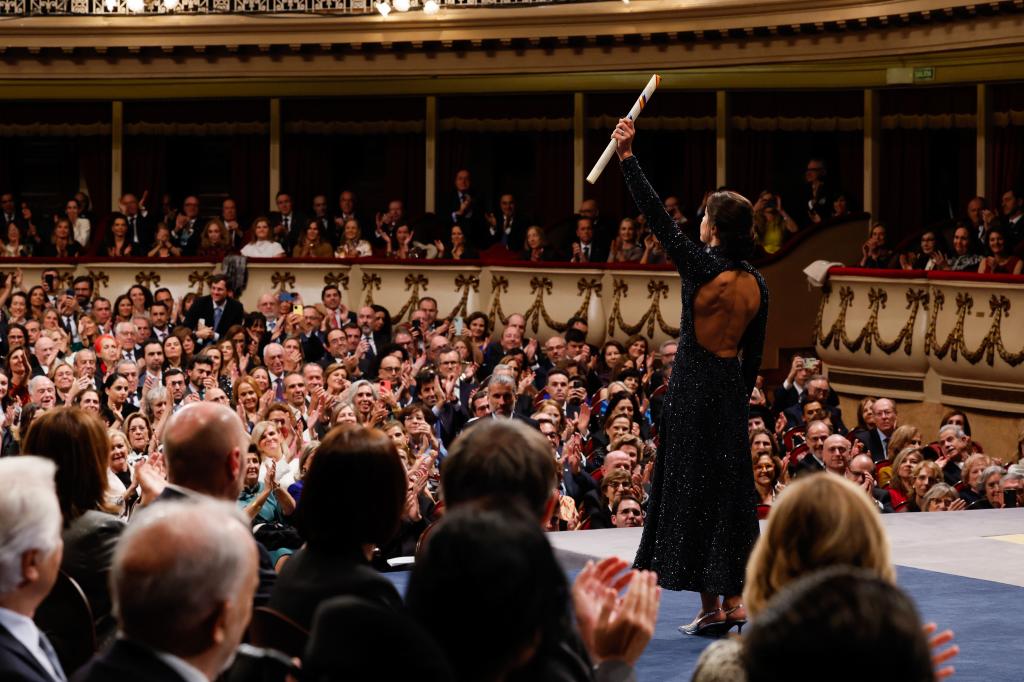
[112,499,257,667]
[163,403,250,499]
[823,434,852,474]
[602,450,632,477]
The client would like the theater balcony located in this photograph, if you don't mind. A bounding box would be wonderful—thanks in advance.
[816,267,1024,416]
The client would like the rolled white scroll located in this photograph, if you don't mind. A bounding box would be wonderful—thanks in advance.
[585,74,662,185]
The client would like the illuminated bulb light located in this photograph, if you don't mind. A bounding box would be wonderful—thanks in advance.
[423,0,438,13]
[104,0,117,9]
[376,1,391,15]
[164,0,178,9]
[393,0,409,11]
[126,0,144,11]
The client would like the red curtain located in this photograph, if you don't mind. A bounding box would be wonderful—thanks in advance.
[987,83,1024,200]
[878,87,976,239]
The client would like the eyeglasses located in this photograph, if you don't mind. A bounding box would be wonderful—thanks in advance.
[617,508,642,516]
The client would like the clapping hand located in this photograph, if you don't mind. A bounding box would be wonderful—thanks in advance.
[925,623,958,679]
[591,569,660,665]
[572,558,635,658]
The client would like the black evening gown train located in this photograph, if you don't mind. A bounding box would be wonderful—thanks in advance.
[622,156,769,595]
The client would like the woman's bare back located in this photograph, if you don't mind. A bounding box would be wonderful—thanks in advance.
[693,270,762,358]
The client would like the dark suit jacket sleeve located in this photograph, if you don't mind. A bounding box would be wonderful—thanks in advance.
[182,296,208,330]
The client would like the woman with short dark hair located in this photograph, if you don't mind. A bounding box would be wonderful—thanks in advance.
[268,425,406,630]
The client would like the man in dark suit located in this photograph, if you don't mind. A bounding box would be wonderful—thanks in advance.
[794,420,830,478]
[118,192,154,252]
[847,454,895,513]
[447,169,486,244]
[0,192,29,234]
[569,217,608,263]
[74,497,258,682]
[482,193,528,250]
[269,191,306,251]
[0,457,66,682]
[136,402,277,604]
[854,397,898,464]
[333,189,370,243]
[170,195,203,255]
[183,274,245,347]
[218,197,245,252]
[783,379,847,434]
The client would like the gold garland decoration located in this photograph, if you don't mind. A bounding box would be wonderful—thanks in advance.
[815,285,927,356]
[926,291,1024,367]
[87,270,110,297]
[271,271,296,292]
[392,273,430,322]
[446,274,480,320]
[488,276,602,334]
[187,270,212,295]
[361,273,382,306]
[323,272,350,291]
[135,271,162,288]
[607,278,680,338]
[488,275,510,329]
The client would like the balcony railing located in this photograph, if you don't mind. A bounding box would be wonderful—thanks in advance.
[2,0,591,16]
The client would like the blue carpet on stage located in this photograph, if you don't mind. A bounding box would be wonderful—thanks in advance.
[386,565,1023,681]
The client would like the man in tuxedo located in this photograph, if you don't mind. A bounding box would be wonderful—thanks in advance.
[270,191,305,250]
[448,169,485,241]
[999,187,1024,246]
[372,199,405,249]
[115,322,142,362]
[171,195,202,255]
[310,194,335,246]
[298,306,327,364]
[0,457,66,682]
[0,192,29,233]
[333,190,367,241]
[183,275,245,346]
[119,192,153,251]
[569,217,608,263]
[75,497,258,682]
[483,193,527,250]
[149,302,172,343]
[937,424,969,486]
[855,397,898,464]
[219,198,244,252]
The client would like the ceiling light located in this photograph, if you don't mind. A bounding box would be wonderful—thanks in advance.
[104,0,117,9]
[375,1,391,15]
[393,0,410,11]
[164,0,179,8]
[423,0,439,13]
[126,0,144,12]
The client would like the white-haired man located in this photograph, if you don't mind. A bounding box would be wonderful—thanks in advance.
[75,499,258,681]
[0,457,66,682]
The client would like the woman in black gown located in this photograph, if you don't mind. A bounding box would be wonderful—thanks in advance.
[613,118,769,636]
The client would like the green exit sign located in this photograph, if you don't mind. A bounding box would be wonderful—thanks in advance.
[914,67,935,82]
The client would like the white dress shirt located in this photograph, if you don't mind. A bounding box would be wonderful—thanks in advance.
[0,607,64,681]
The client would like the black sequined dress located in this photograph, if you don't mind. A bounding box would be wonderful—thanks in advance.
[622,156,768,595]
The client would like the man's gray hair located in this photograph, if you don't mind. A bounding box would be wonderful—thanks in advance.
[1002,472,1024,484]
[115,321,135,335]
[487,373,516,390]
[658,338,679,354]
[28,375,53,396]
[0,457,62,594]
[112,498,253,646]
[262,342,284,362]
[938,424,967,440]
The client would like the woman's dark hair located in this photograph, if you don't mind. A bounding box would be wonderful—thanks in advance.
[128,284,154,310]
[22,407,114,522]
[939,409,972,437]
[112,293,133,321]
[406,501,570,682]
[398,402,436,427]
[984,225,1010,254]
[952,221,983,255]
[464,311,490,338]
[7,291,28,314]
[295,425,406,551]
[743,566,934,682]
[27,285,46,312]
[370,304,393,341]
[706,190,755,261]
[604,391,640,428]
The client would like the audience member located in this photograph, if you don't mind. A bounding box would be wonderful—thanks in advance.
[0,457,67,682]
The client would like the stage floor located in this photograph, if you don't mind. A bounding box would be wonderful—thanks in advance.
[548,507,1024,587]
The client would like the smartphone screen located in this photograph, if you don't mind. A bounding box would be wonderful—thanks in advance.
[454,316,464,336]
[293,304,304,316]
[1005,490,1019,509]
[380,380,392,393]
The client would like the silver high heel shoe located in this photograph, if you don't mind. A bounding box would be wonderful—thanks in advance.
[679,609,728,637]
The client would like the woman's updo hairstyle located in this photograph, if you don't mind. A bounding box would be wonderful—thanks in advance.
[707,190,755,261]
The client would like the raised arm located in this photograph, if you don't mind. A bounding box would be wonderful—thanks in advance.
[613,119,723,282]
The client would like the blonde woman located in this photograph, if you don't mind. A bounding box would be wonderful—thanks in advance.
[692,474,896,681]
[877,424,923,485]
[885,446,924,511]
[906,459,943,512]
[251,419,296,487]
